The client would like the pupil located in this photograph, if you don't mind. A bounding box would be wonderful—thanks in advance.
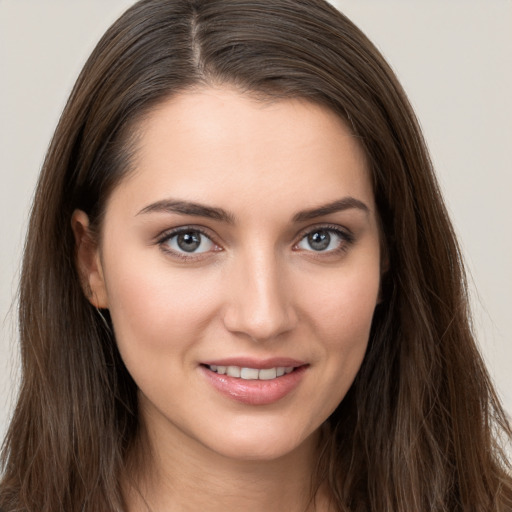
[308,230,330,251]
[177,232,201,252]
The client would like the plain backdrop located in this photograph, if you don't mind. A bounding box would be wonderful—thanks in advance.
[1,0,511,440]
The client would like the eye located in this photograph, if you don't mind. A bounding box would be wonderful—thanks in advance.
[160,228,217,255]
[296,228,351,253]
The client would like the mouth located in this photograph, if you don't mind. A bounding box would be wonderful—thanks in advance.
[200,359,308,406]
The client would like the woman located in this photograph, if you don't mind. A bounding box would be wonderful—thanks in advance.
[1,0,511,510]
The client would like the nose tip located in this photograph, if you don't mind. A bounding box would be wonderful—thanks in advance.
[222,262,298,342]
[223,304,297,342]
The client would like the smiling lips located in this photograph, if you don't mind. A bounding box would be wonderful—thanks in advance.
[201,358,308,406]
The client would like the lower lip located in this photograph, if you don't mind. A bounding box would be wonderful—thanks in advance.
[200,365,308,406]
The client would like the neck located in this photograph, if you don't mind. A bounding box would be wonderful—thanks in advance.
[123,407,331,512]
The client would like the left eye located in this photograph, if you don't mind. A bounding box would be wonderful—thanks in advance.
[296,229,346,252]
[164,230,215,254]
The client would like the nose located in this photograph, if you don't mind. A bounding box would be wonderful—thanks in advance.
[222,249,298,342]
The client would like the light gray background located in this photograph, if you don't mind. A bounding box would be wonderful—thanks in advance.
[1,1,511,439]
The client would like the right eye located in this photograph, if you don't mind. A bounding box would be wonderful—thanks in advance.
[159,228,218,257]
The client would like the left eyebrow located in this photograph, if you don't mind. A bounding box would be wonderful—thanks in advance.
[136,199,236,224]
[292,197,370,222]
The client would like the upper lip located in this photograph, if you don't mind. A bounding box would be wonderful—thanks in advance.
[201,357,307,369]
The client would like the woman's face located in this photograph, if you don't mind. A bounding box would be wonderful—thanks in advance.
[80,87,382,462]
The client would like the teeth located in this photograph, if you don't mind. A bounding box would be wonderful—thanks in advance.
[240,367,259,380]
[259,368,277,380]
[208,365,295,380]
[226,366,241,378]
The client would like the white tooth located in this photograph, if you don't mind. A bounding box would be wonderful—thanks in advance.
[240,367,259,380]
[284,367,294,374]
[217,365,227,375]
[209,365,218,372]
[276,367,285,377]
[259,368,277,380]
[226,366,241,377]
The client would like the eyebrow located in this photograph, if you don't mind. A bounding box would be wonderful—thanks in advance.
[137,196,369,224]
[137,199,236,224]
[292,197,370,222]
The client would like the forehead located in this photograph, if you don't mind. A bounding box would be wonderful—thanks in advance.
[108,87,374,220]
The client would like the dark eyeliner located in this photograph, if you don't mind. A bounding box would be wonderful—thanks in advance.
[295,224,355,254]
[155,226,219,260]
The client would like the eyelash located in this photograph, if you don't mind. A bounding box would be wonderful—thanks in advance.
[156,224,355,261]
[294,224,355,256]
[156,226,220,261]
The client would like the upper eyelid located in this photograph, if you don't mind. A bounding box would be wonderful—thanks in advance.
[156,225,217,243]
[295,223,353,240]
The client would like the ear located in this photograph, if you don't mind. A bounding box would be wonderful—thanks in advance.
[71,210,109,308]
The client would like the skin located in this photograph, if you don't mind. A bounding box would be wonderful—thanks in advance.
[73,87,382,511]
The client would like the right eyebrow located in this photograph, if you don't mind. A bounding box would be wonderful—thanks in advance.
[136,199,236,224]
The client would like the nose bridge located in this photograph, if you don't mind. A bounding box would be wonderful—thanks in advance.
[223,244,296,341]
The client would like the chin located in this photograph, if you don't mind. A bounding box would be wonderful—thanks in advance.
[203,424,320,463]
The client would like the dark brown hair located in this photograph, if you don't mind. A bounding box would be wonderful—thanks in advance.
[1,0,511,510]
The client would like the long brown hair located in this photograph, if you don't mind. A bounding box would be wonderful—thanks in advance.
[1,0,511,510]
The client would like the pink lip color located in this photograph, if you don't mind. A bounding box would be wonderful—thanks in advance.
[200,363,308,406]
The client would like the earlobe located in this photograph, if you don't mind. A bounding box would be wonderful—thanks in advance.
[71,210,108,308]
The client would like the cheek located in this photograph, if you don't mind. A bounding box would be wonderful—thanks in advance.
[300,260,380,383]
[307,257,380,335]
[103,254,222,362]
